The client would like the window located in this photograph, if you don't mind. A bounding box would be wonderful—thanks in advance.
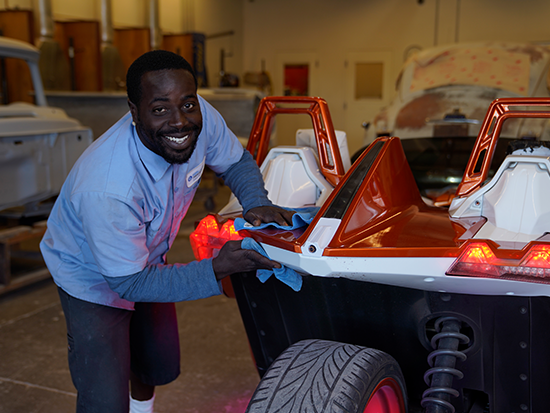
[355,62,383,99]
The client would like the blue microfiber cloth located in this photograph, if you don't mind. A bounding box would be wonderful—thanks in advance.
[241,237,302,292]
[234,206,319,231]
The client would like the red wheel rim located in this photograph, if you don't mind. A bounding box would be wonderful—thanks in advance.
[363,377,406,413]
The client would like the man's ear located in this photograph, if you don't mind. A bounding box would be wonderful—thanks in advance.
[128,99,138,124]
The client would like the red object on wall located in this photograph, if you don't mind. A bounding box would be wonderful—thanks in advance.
[284,64,309,96]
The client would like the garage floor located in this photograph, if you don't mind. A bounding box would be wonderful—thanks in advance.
[0,181,261,413]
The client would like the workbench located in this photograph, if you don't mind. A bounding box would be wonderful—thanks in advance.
[0,221,49,295]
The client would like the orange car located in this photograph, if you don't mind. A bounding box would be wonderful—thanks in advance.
[192,96,550,413]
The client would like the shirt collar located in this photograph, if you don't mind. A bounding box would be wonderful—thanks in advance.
[132,124,172,182]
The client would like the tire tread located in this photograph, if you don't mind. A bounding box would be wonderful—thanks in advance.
[245,339,406,413]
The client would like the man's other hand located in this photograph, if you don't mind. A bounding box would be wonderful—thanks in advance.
[244,206,295,227]
[212,240,281,280]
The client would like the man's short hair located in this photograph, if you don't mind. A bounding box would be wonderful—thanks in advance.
[126,50,197,106]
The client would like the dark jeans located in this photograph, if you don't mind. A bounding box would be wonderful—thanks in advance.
[57,287,180,413]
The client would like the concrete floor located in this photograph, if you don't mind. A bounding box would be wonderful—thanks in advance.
[0,181,261,413]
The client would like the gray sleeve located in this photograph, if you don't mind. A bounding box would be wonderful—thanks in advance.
[219,150,273,215]
[103,259,222,303]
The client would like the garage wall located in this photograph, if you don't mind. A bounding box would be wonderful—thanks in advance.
[3,0,243,93]
[4,0,550,152]
[242,0,550,153]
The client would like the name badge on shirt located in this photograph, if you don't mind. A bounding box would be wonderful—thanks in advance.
[187,159,205,187]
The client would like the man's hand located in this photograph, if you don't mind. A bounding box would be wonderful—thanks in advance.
[212,240,281,281]
[244,205,295,227]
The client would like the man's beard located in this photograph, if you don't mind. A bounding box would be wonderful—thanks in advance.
[138,123,201,164]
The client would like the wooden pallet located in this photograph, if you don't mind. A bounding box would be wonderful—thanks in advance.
[0,221,50,295]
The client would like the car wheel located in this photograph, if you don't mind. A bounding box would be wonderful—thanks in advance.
[245,339,407,413]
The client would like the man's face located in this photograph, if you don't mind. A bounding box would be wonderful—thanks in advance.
[129,69,202,164]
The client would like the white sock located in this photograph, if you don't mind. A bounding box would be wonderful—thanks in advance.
[129,393,155,413]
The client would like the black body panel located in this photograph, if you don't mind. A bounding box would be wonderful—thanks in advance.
[231,272,550,412]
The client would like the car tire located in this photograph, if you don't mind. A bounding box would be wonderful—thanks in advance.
[245,339,407,413]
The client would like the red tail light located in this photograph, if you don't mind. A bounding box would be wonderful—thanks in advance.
[447,241,550,283]
[190,215,242,260]
[190,215,242,298]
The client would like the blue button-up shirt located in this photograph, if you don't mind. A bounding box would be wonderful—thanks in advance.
[40,96,262,309]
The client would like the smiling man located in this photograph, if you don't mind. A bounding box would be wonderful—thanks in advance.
[40,50,294,413]
[129,67,201,165]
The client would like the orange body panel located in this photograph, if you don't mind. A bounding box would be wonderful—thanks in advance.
[326,138,459,253]
[244,137,469,257]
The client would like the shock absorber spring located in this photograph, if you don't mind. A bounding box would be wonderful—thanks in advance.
[421,316,470,413]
